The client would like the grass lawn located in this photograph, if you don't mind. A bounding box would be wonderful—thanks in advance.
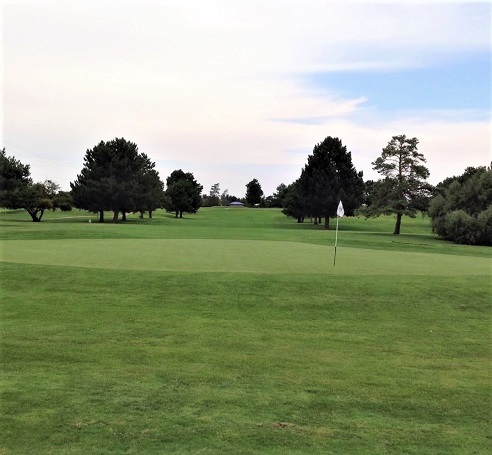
[0,208,491,454]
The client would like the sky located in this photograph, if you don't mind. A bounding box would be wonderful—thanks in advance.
[1,0,491,198]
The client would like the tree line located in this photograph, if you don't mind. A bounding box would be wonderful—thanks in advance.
[1,135,490,245]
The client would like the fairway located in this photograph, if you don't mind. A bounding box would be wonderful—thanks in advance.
[1,209,491,455]
[1,238,490,276]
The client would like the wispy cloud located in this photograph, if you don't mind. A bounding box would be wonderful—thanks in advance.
[2,0,490,196]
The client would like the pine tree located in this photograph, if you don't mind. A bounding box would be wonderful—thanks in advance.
[70,138,164,222]
[370,135,431,234]
[298,137,363,228]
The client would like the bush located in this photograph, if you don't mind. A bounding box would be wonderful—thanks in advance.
[476,205,492,246]
[429,166,492,245]
[443,210,475,244]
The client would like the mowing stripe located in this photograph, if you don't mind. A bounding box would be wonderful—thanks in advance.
[1,239,490,275]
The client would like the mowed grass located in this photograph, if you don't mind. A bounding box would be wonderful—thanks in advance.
[0,208,491,454]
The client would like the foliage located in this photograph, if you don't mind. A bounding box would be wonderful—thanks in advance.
[70,138,164,222]
[429,166,492,245]
[134,156,165,219]
[202,183,221,207]
[281,180,305,223]
[245,178,264,206]
[0,149,64,221]
[264,183,287,208]
[53,191,73,211]
[367,134,431,234]
[0,148,32,209]
[163,169,203,217]
[21,182,57,222]
[220,189,230,206]
[297,136,364,228]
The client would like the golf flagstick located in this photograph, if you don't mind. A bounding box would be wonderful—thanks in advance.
[334,200,344,266]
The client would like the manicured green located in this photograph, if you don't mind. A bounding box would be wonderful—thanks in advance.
[1,208,490,454]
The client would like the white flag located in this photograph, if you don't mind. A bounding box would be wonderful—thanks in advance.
[337,200,344,217]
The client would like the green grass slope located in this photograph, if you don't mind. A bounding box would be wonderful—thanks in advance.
[0,208,490,455]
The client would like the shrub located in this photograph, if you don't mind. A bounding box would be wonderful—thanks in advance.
[429,166,492,245]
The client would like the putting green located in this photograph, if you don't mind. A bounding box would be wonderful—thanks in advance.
[1,239,490,275]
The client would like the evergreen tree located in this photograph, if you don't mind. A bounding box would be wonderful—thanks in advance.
[133,153,164,218]
[369,135,431,234]
[298,136,363,228]
[163,169,203,218]
[245,178,264,206]
[70,138,164,222]
[281,180,305,223]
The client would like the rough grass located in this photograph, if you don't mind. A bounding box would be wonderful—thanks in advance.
[0,208,491,454]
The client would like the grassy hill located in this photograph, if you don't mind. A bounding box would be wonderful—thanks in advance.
[1,208,490,454]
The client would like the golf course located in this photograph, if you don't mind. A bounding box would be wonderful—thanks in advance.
[0,207,490,454]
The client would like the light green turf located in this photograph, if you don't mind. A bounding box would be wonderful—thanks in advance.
[1,238,490,275]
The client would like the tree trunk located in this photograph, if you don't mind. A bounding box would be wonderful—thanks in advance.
[139,211,144,219]
[324,215,330,230]
[26,208,42,222]
[122,212,127,221]
[149,211,153,219]
[175,211,179,218]
[393,213,402,234]
[99,210,104,223]
[313,217,318,225]
[179,211,183,218]
[113,211,119,222]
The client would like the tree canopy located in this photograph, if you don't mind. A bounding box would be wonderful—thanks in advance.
[281,180,305,223]
[70,138,164,222]
[429,165,492,245]
[0,149,63,221]
[367,134,431,234]
[163,169,203,218]
[295,136,364,228]
[0,148,31,208]
[245,179,264,206]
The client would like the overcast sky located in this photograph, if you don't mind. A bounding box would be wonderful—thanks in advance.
[2,0,490,197]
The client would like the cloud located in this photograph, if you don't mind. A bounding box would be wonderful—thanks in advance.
[2,0,490,196]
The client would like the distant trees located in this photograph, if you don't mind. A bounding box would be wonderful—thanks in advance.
[70,138,164,222]
[245,179,264,206]
[54,191,73,212]
[281,180,305,223]
[366,135,431,234]
[0,148,67,222]
[202,183,221,207]
[220,189,230,206]
[209,183,220,205]
[264,183,288,208]
[429,165,492,245]
[163,169,203,218]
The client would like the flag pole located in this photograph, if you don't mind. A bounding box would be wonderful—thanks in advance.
[333,215,339,266]
[334,200,344,267]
